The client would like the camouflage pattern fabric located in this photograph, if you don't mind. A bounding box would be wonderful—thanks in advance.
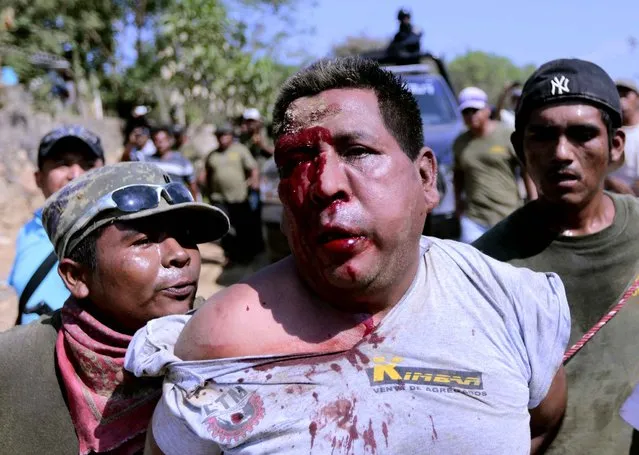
[43,162,229,259]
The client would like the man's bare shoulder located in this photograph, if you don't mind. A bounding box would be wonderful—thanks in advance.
[175,258,301,360]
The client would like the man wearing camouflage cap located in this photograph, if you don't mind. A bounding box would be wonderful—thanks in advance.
[8,125,104,325]
[0,162,228,454]
[475,59,639,453]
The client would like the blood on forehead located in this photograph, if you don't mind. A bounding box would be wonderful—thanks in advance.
[274,126,333,167]
[281,98,342,134]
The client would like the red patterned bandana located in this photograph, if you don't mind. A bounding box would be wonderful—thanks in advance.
[55,299,161,454]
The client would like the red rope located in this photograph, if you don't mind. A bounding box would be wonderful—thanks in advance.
[563,276,639,364]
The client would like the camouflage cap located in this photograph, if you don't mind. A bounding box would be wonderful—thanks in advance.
[42,162,230,259]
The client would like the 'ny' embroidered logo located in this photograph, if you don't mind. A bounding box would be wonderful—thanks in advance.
[550,75,570,95]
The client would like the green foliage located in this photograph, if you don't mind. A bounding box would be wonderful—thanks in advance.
[2,0,122,79]
[331,34,389,57]
[153,0,299,124]
[448,50,535,101]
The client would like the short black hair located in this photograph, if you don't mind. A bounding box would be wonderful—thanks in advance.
[272,57,424,160]
[66,226,105,272]
[599,108,614,152]
[152,126,173,138]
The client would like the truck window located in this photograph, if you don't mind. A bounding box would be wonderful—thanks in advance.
[406,79,458,126]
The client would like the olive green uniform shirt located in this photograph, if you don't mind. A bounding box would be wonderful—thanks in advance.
[474,193,639,454]
[205,143,257,204]
[454,123,522,227]
[0,312,79,454]
[240,130,273,171]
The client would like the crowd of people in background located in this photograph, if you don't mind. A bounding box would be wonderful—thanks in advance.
[3,10,639,452]
[117,105,273,265]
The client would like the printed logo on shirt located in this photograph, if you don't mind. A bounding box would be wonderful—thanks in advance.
[366,357,486,396]
[187,384,265,445]
[489,145,508,155]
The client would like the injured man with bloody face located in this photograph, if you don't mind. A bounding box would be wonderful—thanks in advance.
[126,57,571,454]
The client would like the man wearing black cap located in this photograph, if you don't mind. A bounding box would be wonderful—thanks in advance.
[8,125,104,325]
[475,59,639,453]
[606,78,639,196]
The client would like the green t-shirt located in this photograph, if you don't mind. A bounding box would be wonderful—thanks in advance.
[453,123,522,227]
[205,143,256,204]
[240,129,273,171]
[474,192,639,454]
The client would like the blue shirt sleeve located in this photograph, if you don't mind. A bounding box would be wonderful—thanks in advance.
[8,214,70,324]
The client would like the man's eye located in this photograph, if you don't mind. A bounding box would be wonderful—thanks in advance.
[342,146,370,158]
[529,131,554,141]
[571,130,598,143]
[132,236,151,246]
[278,151,312,178]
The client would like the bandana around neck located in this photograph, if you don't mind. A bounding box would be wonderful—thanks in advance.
[55,298,162,454]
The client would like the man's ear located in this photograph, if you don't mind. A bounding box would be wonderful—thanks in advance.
[609,128,626,168]
[511,131,525,165]
[34,170,44,191]
[58,258,90,299]
[416,147,440,209]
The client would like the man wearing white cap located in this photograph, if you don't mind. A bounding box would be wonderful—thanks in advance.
[240,108,274,169]
[453,86,536,243]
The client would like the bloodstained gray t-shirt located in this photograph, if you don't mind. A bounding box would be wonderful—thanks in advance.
[126,237,570,454]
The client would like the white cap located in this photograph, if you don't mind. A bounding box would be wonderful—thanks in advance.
[242,108,261,121]
[132,105,150,117]
[458,87,488,111]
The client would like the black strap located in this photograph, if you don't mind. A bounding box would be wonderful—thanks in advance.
[17,251,58,325]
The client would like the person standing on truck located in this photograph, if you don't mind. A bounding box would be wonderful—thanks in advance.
[454,86,536,243]
[8,126,104,325]
[387,8,422,58]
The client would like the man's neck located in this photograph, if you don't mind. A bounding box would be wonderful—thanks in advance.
[157,149,171,159]
[624,111,639,127]
[304,251,421,317]
[538,190,616,237]
[471,120,496,138]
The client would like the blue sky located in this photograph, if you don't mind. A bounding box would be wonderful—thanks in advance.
[284,0,639,82]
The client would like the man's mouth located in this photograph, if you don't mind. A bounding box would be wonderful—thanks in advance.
[548,170,580,185]
[317,228,362,244]
[316,227,370,256]
[161,281,197,299]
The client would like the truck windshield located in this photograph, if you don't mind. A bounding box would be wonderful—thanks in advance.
[405,79,458,126]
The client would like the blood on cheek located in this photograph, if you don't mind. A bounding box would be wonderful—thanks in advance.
[275,126,333,210]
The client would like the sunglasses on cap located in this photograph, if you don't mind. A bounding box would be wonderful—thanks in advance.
[59,182,193,258]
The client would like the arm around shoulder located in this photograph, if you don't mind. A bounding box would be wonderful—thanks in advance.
[174,283,266,361]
